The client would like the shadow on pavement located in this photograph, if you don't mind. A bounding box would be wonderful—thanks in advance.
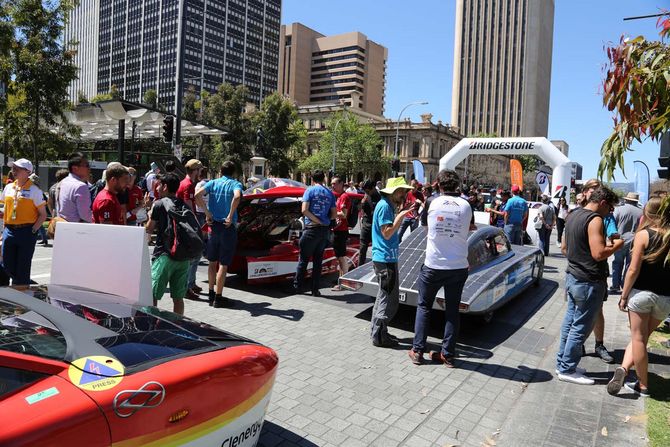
[352,278,559,352]
[259,421,318,447]
[226,298,305,321]
[457,360,553,383]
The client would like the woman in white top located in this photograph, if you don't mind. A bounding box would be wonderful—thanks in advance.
[556,196,569,247]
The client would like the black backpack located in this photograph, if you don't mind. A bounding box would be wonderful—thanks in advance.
[162,198,204,261]
[346,194,360,229]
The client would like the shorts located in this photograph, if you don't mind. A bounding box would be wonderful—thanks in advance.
[152,255,189,300]
[207,222,238,266]
[628,289,670,320]
[333,231,348,258]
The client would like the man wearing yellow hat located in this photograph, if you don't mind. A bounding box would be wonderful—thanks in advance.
[370,177,413,347]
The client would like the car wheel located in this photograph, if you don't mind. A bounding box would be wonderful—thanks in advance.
[532,253,544,287]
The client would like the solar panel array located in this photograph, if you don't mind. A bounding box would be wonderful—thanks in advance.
[397,227,429,291]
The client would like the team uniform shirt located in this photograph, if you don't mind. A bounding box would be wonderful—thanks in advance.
[204,176,243,222]
[302,184,336,226]
[371,197,399,263]
[176,177,196,212]
[1,180,46,225]
[423,194,472,270]
[503,195,527,225]
[333,192,352,232]
[195,179,209,213]
[92,189,124,225]
[126,185,144,222]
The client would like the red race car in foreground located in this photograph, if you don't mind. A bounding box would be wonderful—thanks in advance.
[229,178,363,284]
[0,285,277,446]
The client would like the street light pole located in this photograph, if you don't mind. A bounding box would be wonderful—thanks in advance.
[393,101,428,177]
[331,118,343,176]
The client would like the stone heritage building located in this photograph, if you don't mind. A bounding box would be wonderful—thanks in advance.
[296,103,509,186]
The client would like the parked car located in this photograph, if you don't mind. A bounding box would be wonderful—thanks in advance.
[0,285,277,446]
[339,226,544,322]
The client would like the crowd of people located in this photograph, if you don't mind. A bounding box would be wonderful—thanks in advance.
[1,154,668,396]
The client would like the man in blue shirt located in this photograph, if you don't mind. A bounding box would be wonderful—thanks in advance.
[370,177,412,347]
[195,161,243,308]
[293,170,336,297]
[503,184,528,245]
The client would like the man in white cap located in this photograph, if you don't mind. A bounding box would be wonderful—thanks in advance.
[0,158,47,285]
[370,177,413,347]
[610,192,644,293]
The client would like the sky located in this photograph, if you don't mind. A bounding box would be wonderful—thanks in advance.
[282,0,667,182]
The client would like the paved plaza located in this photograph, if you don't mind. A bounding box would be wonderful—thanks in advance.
[30,240,667,446]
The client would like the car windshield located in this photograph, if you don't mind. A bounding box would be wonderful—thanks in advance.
[0,299,67,361]
[243,178,307,195]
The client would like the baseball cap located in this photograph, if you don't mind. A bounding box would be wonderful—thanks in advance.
[185,159,203,170]
[9,158,33,173]
[511,184,521,193]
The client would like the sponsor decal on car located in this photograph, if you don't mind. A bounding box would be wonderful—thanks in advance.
[68,355,125,391]
[25,387,59,404]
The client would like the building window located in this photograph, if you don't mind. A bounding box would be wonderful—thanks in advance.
[412,141,420,158]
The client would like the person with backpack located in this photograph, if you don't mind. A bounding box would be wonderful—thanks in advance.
[146,173,203,315]
[330,175,353,291]
[195,160,243,308]
[177,159,204,300]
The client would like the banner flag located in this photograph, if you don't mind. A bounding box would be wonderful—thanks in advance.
[510,159,523,189]
[633,160,650,206]
[535,171,550,195]
[412,160,426,184]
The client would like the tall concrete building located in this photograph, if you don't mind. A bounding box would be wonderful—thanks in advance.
[279,23,387,116]
[65,0,281,109]
[451,0,554,137]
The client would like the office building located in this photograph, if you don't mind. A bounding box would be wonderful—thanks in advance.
[279,23,387,116]
[66,0,281,109]
[451,0,554,137]
[571,162,583,181]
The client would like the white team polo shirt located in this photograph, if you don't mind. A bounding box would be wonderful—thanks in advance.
[424,194,472,270]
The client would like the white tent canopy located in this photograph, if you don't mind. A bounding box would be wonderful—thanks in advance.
[439,137,573,202]
[64,100,226,141]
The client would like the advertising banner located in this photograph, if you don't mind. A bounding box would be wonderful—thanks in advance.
[412,160,426,184]
[634,160,650,206]
[510,159,523,189]
[535,171,550,195]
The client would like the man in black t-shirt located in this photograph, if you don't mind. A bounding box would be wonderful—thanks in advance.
[556,186,623,385]
[359,180,381,265]
[145,173,189,315]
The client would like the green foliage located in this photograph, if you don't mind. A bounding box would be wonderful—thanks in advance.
[143,89,158,109]
[600,21,670,180]
[516,155,540,171]
[76,90,88,104]
[253,92,306,177]
[205,83,254,170]
[1,0,79,167]
[182,85,198,121]
[90,92,112,103]
[299,112,389,180]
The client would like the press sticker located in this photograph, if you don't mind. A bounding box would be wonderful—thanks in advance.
[68,356,125,391]
[25,387,59,404]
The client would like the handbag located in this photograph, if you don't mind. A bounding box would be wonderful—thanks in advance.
[47,217,68,239]
[533,214,543,230]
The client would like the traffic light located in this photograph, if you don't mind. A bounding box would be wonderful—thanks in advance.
[391,158,400,173]
[659,133,670,180]
[163,115,174,143]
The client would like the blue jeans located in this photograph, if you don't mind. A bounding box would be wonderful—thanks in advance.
[538,226,551,256]
[294,226,329,292]
[611,243,631,290]
[398,218,418,243]
[504,223,523,245]
[2,226,38,285]
[556,273,606,374]
[412,265,469,357]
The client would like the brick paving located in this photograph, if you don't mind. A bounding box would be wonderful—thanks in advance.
[29,240,667,446]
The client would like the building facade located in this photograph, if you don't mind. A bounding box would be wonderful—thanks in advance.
[279,23,387,117]
[296,104,509,185]
[451,0,554,137]
[66,0,281,109]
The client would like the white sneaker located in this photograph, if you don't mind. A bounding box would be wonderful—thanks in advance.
[556,241,562,247]
[556,366,586,375]
[557,371,594,385]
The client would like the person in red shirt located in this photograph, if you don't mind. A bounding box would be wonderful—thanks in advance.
[177,159,203,299]
[398,179,424,243]
[330,176,352,291]
[92,164,130,225]
[125,167,146,225]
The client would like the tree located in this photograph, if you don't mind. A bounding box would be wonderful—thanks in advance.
[600,17,670,179]
[205,83,254,169]
[253,92,306,177]
[76,90,88,104]
[143,89,157,109]
[8,0,79,169]
[182,85,198,121]
[298,112,389,180]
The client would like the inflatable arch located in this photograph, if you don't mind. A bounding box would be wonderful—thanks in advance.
[439,137,573,203]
